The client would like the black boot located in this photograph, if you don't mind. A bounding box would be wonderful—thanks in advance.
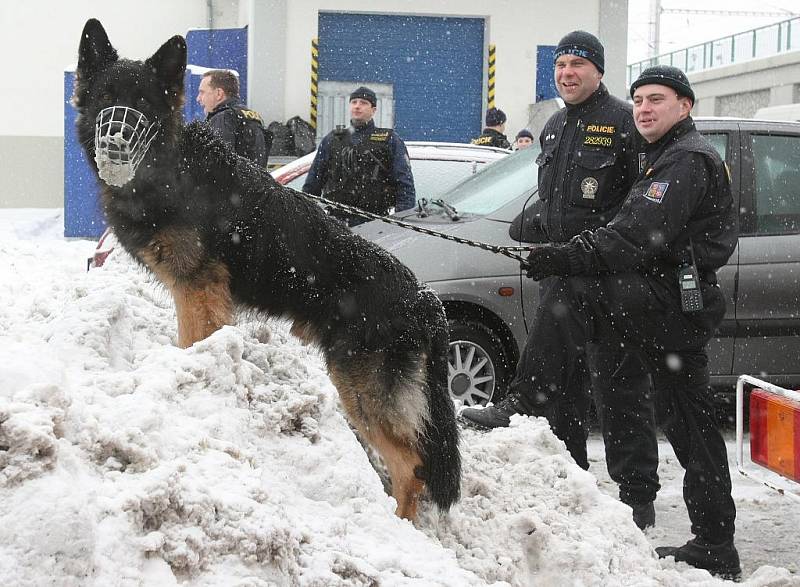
[459,393,531,430]
[656,538,741,580]
[630,501,655,530]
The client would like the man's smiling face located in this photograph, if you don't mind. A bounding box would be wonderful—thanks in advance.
[554,54,602,105]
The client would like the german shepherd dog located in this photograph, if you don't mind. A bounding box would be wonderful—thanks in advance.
[74,19,460,521]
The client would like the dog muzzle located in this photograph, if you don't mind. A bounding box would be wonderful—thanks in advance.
[94,106,159,187]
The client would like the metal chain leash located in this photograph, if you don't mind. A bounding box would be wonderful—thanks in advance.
[295,191,535,264]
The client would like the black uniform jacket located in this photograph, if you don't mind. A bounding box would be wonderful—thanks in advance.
[471,128,511,150]
[511,84,643,243]
[563,117,738,279]
[206,99,270,166]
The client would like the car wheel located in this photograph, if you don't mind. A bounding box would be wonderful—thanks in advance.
[447,321,510,407]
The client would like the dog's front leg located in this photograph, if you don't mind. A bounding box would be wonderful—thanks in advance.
[139,230,234,348]
[171,270,233,348]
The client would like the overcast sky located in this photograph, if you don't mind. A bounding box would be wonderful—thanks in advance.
[627,0,799,63]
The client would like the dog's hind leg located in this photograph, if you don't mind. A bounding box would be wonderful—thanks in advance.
[368,427,425,520]
[330,358,430,521]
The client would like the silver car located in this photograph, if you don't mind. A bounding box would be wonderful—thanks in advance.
[354,118,800,407]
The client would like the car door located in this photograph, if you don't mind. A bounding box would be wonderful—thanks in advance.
[697,124,739,380]
[732,123,800,385]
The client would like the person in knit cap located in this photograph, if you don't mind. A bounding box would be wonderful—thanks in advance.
[471,108,511,149]
[461,30,660,533]
[514,64,740,580]
[514,129,534,150]
[303,86,416,226]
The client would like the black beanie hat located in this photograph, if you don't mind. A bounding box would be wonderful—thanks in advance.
[629,65,695,104]
[516,129,534,141]
[554,30,604,74]
[349,86,377,107]
[485,107,507,126]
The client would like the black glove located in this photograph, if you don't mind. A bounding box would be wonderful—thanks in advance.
[522,246,572,280]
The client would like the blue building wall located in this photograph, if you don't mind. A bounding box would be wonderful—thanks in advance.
[536,45,558,102]
[318,13,485,143]
[186,27,249,103]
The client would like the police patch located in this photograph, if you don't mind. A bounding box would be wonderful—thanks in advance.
[643,181,669,203]
[638,152,647,174]
[581,176,599,199]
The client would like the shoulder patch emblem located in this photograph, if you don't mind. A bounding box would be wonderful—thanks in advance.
[643,181,669,204]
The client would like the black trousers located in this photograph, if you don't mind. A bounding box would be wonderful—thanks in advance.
[514,272,736,543]
[509,277,660,506]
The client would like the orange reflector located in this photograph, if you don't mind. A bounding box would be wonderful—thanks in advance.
[498,287,514,297]
[750,388,800,483]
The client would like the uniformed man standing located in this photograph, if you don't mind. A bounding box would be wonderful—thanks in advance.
[302,86,416,227]
[196,70,271,166]
[461,31,660,531]
[518,66,741,579]
[471,108,512,149]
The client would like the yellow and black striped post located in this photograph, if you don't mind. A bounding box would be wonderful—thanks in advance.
[310,37,319,131]
[487,44,496,109]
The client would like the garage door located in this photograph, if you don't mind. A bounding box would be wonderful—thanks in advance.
[318,12,485,143]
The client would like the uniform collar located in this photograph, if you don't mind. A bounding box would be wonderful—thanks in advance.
[482,128,506,138]
[565,83,608,118]
[208,98,238,116]
[644,116,695,153]
[351,119,376,133]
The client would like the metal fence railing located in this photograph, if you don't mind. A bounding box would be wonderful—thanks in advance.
[628,15,800,85]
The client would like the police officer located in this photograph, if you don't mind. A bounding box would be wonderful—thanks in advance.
[519,66,740,579]
[303,86,416,227]
[471,108,512,149]
[196,70,271,166]
[461,30,660,530]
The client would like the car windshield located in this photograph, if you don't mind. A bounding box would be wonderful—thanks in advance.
[438,145,540,215]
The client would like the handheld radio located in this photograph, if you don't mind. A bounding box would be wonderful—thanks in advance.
[679,239,703,313]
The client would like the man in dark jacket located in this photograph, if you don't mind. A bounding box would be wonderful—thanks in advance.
[302,86,416,227]
[461,31,659,531]
[519,66,741,579]
[471,108,512,149]
[197,70,271,166]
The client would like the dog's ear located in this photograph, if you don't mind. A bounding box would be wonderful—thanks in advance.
[77,19,118,78]
[145,36,187,96]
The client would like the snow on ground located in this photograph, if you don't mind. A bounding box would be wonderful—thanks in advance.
[0,209,798,586]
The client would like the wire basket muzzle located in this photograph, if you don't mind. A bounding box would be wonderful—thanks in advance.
[94,106,159,187]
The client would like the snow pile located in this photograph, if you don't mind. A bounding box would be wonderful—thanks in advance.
[0,212,797,586]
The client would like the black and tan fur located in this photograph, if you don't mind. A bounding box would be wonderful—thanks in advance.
[74,19,460,520]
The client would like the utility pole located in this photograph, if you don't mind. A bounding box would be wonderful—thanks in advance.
[649,0,662,58]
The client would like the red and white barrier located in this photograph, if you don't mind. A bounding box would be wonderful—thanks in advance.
[736,375,800,501]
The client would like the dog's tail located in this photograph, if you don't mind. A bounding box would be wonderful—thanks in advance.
[417,288,461,510]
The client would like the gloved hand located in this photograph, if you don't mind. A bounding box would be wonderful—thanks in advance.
[522,246,572,280]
